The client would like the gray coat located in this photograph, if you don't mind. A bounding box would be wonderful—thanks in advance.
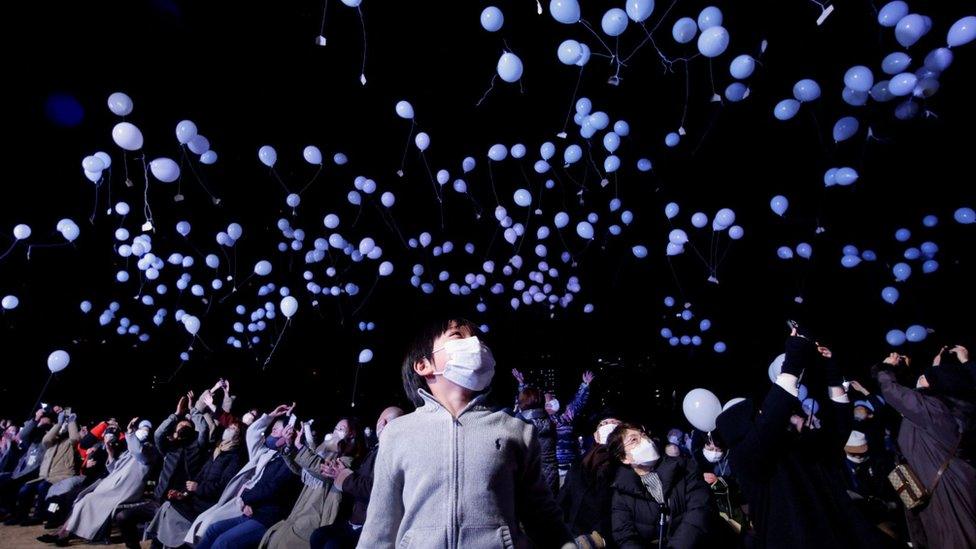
[357,390,573,549]
[63,433,153,540]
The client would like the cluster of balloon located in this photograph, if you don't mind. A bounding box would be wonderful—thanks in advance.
[474,6,524,105]
[560,96,636,179]
[682,388,723,433]
[886,325,930,346]
[662,202,744,283]
[658,296,727,353]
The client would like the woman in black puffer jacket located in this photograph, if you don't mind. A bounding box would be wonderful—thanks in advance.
[518,387,560,496]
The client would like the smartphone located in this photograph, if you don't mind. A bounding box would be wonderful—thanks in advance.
[287,414,297,428]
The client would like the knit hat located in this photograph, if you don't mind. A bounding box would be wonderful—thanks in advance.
[138,420,153,430]
[844,430,868,454]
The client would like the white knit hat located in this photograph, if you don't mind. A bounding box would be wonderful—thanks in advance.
[844,430,868,454]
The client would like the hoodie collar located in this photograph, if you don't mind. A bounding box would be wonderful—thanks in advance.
[418,389,490,418]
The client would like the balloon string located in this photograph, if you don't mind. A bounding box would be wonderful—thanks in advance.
[140,155,155,229]
[28,373,55,419]
[351,276,379,317]
[89,180,101,224]
[487,162,501,206]
[679,60,691,129]
[579,19,612,56]
[350,364,362,408]
[358,7,367,84]
[26,242,69,260]
[263,319,290,369]
[299,165,323,194]
[318,0,329,39]
[0,240,19,262]
[622,0,678,64]
[475,74,498,107]
[398,120,415,176]
[180,146,220,203]
[420,152,444,230]
[560,67,585,135]
[271,168,290,194]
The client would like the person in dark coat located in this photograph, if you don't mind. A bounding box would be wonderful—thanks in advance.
[872,354,976,548]
[0,409,53,518]
[558,416,621,548]
[516,386,560,496]
[714,333,891,549]
[311,406,405,549]
[605,422,714,549]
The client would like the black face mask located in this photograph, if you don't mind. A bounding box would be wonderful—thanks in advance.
[31,424,51,443]
[176,427,195,444]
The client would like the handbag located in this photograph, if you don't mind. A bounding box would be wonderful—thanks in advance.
[888,433,962,510]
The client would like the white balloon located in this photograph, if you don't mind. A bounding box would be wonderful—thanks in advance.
[682,388,722,432]
[176,120,198,144]
[303,145,323,165]
[358,348,373,363]
[94,151,112,170]
[149,158,181,183]
[187,135,210,155]
[1,295,18,310]
[258,145,277,168]
[13,224,31,240]
[107,92,133,116]
[280,296,298,318]
[111,122,144,151]
[768,353,785,383]
[47,350,71,373]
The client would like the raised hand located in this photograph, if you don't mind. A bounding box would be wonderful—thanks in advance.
[582,371,595,385]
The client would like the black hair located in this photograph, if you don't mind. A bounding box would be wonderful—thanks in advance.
[401,318,483,407]
[605,421,644,462]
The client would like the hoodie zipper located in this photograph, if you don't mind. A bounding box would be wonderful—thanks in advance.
[450,416,460,548]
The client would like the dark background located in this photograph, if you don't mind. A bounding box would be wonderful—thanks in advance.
[1,0,974,433]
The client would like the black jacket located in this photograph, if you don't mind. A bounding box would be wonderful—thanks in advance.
[558,445,618,542]
[611,456,714,549]
[343,444,378,526]
[172,448,245,520]
[240,453,301,527]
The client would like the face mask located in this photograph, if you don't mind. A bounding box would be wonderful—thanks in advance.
[703,449,724,463]
[431,336,496,391]
[242,413,256,426]
[853,412,868,422]
[665,445,681,458]
[265,435,281,450]
[221,429,237,443]
[629,438,660,465]
[135,429,150,442]
[546,399,561,414]
[595,423,617,445]
[846,454,867,464]
[364,427,373,438]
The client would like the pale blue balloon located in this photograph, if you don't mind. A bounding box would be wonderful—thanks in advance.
[886,329,907,346]
[878,1,908,27]
[626,0,654,22]
[601,8,628,36]
[681,310,693,321]
[862,250,877,261]
[614,120,630,136]
[621,211,634,225]
[603,132,620,152]
[669,337,680,347]
[480,6,504,32]
[842,87,869,106]
[895,228,911,242]
[549,0,580,24]
[672,17,697,44]
[603,155,620,173]
[792,79,821,102]
[715,208,735,227]
[661,327,673,338]
[773,99,800,121]
[540,142,556,160]
[796,243,812,259]
[665,202,679,219]
[347,190,362,205]
[510,144,526,158]
[575,97,592,115]
[841,254,862,268]
[691,212,708,228]
[698,6,722,30]
[557,39,583,65]
[462,156,476,173]
[888,72,917,96]
[905,325,927,342]
[534,160,550,174]
[665,132,680,147]
[924,48,953,72]
[632,245,648,258]
[697,26,729,57]
[333,153,348,165]
[881,286,900,304]
[564,144,583,164]
[576,221,594,240]
[637,158,653,172]
[488,144,508,161]
[844,65,874,92]
[922,214,938,227]
[954,207,975,224]
[922,259,939,273]
[725,82,748,102]
[513,188,532,207]
[777,246,794,260]
[895,14,928,48]
[882,52,912,75]
[835,167,859,186]
[729,54,755,79]
[729,225,744,240]
[588,112,610,130]
[893,262,911,281]
[770,195,789,216]
[554,212,569,228]
[870,81,894,102]
[414,132,430,151]
[496,52,523,82]
[699,318,711,331]
[714,341,727,353]
[832,116,859,142]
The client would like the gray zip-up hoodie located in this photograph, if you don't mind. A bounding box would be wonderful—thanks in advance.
[357,390,573,549]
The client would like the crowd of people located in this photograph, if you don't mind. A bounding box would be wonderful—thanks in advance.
[0,318,973,548]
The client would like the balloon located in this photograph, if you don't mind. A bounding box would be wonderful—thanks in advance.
[111,122,144,151]
[414,132,430,151]
[13,224,31,240]
[258,145,277,167]
[149,158,180,183]
[601,8,628,36]
[81,155,104,173]
[726,225,743,240]
[358,349,374,363]
[773,99,800,121]
[878,1,908,27]
[1,295,18,310]
[554,212,569,229]
[691,212,708,228]
[603,155,620,173]
[576,221,594,240]
[954,207,975,224]
[175,120,197,144]
[713,342,727,353]
[603,132,620,152]
[841,254,862,268]
[888,72,917,96]
[94,151,112,170]
[549,0,580,24]
[626,0,654,22]
[905,325,927,343]
[188,135,210,155]
[893,262,912,281]
[793,79,821,102]
[107,92,133,116]
[698,6,722,30]
[715,208,735,227]
[378,261,394,276]
[886,329,907,346]
[575,43,591,66]
[682,388,722,432]
[672,17,697,44]
[895,228,911,242]
[832,116,859,142]
[729,54,755,79]
[794,243,811,259]
[882,52,912,75]
[254,260,273,276]
[895,14,928,48]
[47,350,70,373]
[513,188,532,207]
[182,315,201,336]
[347,191,362,205]
[777,246,794,260]
[280,296,298,318]
[924,48,954,72]
[842,87,869,106]
[665,132,680,147]
[770,195,789,216]
[497,52,523,83]
[480,6,504,32]
[488,144,508,161]
[664,202,680,219]
[637,158,653,172]
[922,259,939,273]
[697,26,729,57]
[563,144,582,165]
[200,151,218,164]
[333,153,348,165]
[302,145,323,165]
[834,167,859,186]
[844,66,874,92]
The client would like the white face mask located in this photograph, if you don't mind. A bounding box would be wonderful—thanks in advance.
[221,429,237,443]
[545,399,561,414]
[431,336,496,391]
[629,438,660,465]
[135,429,150,442]
[703,449,724,463]
[846,454,867,464]
[242,413,256,426]
[595,423,618,445]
